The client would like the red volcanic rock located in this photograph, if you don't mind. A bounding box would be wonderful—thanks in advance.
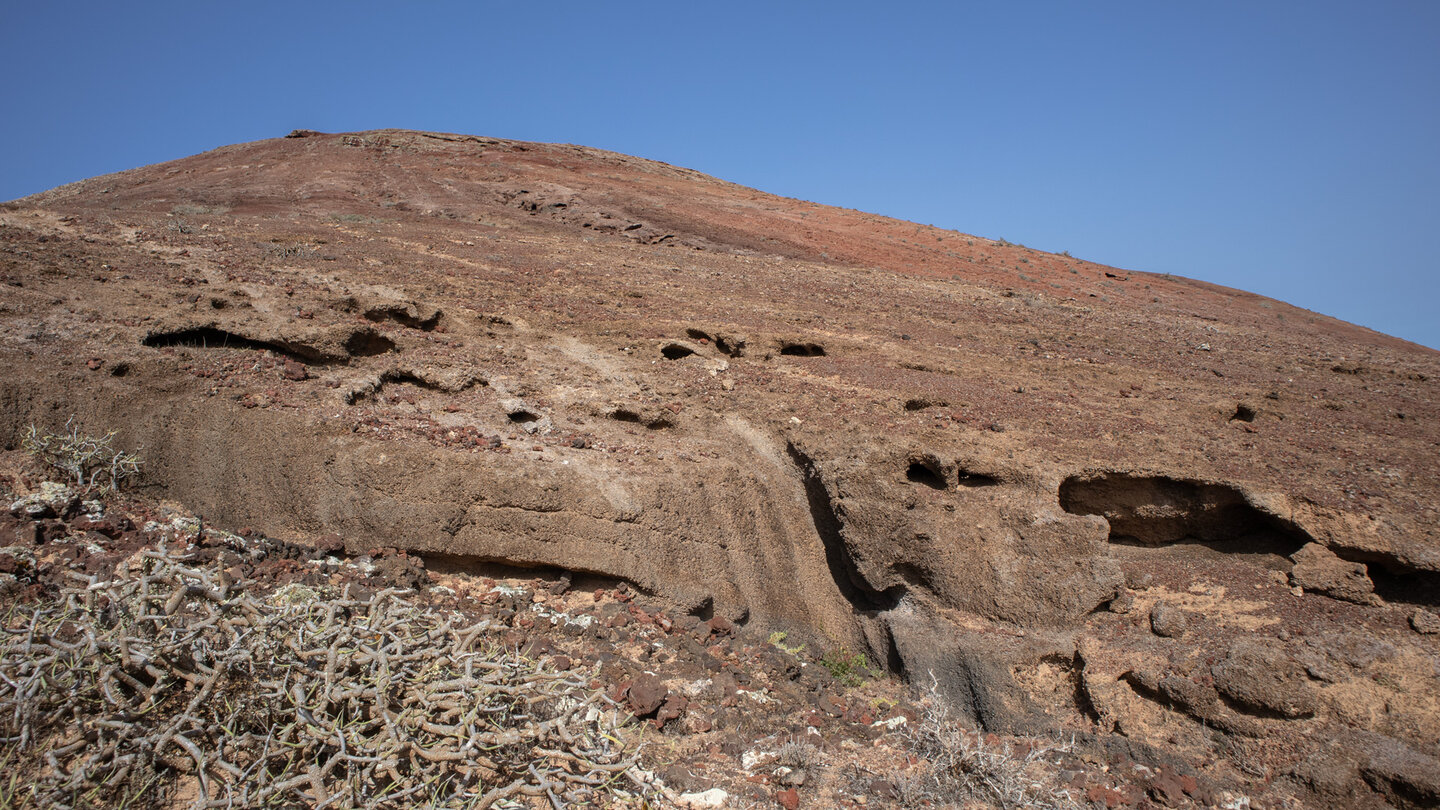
[627,674,668,717]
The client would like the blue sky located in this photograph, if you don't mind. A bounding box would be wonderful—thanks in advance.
[4,2,1437,349]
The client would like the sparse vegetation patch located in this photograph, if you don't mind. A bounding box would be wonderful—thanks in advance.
[0,546,651,809]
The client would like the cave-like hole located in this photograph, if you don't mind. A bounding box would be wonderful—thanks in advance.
[660,343,695,360]
[906,460,948,490]
[779,342,826,357]
[957,470,999,487]
[1058,472,1308,548]
[685,328,712,342]
[421,555,635,595]
[364,306,442,331]
[1335,551,1440,607]
[143,326,337,365]
[611,409,671,430]
[507,410,540,424]
[689,597,715,620]
[904,398,946,411]
[345,329,397,357]
[714,336,745,357]
[1231,403,1256,422]
[143,327,270,352]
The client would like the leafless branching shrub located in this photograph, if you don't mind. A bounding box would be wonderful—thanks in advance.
[264,243,316,260]
[774,739,820,770]
[902,675,1080,810]
[0,546,652,809]
[21,419,141,495]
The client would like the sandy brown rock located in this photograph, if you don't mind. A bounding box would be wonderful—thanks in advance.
[1290,542,1378,604]
[1411,609,1440,635]
[1149,601,1188,638]
[1212,638,1317,719]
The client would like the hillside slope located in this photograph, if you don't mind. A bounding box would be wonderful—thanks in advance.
[3,129,1438,807]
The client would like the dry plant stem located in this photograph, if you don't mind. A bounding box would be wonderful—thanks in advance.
[0,543,651,809]
[21,418,141,495]
[903,674,1081,810]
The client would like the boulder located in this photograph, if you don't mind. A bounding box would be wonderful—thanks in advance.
[1290,543,1378,605]
[627,673,668,716]
[1409,609,1440,635]
[1150,602,1187,638]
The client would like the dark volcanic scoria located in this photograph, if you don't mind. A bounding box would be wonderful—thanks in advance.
[2,129,1438,808]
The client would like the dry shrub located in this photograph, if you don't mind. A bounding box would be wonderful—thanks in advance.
[21,419,141,495]
[901,675,1080,810]
[0,545,653,808]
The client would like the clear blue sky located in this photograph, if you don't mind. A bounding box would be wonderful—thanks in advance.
[4,2,1437,349]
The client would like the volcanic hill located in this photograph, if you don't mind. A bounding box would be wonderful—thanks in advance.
[3,129,1439,808]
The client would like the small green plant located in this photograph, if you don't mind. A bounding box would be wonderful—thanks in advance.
[819,647,878,688]
[768,630,805,656]
[21,418,141,495]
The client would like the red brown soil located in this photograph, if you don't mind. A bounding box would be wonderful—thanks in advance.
[2,129,1438,808]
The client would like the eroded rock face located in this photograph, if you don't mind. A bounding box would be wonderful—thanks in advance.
[1412,610,1440,635]
[2,129,1439,808]
[1212,639,1317,719]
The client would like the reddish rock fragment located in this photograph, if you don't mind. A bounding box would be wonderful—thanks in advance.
[627,673,668,716]
[654,693,687,727]
[1086,785,1125,808]
[72,517,120,539]
[706,616,734,637]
